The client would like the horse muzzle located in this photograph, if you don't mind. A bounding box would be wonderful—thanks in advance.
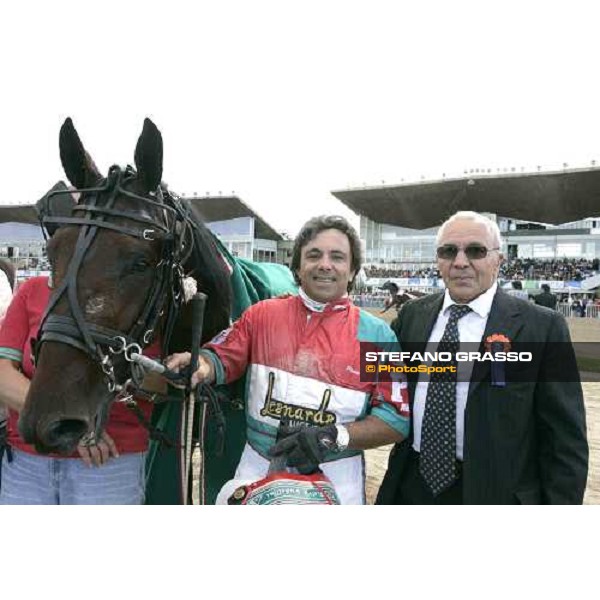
[18,411,92,455]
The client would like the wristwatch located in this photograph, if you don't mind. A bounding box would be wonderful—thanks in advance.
[335,424,350,452]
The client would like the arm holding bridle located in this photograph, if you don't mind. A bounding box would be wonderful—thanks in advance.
[164,352,215,387]
[0,358,118,467]
[0,359,29,413]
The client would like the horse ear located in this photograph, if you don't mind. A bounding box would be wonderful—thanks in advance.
[59,118,103,188]
[134,118,163,191]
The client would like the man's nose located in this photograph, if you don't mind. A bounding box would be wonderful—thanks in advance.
[317,256,334,270]
[452,249,471,268]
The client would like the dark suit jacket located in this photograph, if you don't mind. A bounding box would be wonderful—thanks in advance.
[377,289,589,504]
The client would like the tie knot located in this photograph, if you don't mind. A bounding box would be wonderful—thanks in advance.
[448,304,472,321]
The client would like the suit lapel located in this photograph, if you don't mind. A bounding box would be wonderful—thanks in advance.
[408,293,444,353]
[468,289,525,398]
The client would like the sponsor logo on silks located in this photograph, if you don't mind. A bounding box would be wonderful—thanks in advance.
[230,475,340,505]
[209,327,232,345]
[259,372,337,427]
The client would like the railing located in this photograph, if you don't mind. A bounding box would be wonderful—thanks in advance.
[352,288,441,309]
[352,295,386,308]
[557,304,600,318]
[353,298,600,318]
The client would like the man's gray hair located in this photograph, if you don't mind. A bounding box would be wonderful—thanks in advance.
[436,211,503,249]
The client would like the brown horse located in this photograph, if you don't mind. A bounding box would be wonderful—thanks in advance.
[19,118,232,455]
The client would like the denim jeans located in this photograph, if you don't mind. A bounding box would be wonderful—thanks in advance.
[0,448,146,505]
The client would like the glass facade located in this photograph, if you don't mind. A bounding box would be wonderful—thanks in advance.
[0,223,49,278]
[0,214,284,282]
[361,217,439,267]
[361,215,600,265]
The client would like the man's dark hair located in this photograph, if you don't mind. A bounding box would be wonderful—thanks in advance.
[512,280,523,290]
[0,258,15,291]
[291,215,362,292]
[541,283,550,293]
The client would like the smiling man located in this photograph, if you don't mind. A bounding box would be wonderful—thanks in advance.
[167,215,409,504]
[377,211,588,504]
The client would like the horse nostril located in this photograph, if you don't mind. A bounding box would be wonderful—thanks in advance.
[43,419,90,452]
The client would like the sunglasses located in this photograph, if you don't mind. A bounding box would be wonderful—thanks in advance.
[436,244,500,260]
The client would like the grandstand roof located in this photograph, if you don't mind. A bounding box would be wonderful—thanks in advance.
[184,195,284,241]
[0,204,39,225]
[0,193,285,242]
[0,181,72,227]
[331,167,600,229]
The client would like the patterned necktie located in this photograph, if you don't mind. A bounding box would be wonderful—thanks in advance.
[420,303,472,496]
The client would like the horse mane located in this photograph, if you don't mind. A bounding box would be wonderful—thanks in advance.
[0,257,15,290]
[168,197,233,352]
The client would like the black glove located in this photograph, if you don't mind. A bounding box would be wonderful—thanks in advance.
[268,424,338,474]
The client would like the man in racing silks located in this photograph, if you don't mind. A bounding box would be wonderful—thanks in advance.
[167,215,409,504]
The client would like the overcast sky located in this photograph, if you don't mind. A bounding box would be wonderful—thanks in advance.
[2,1,599,236]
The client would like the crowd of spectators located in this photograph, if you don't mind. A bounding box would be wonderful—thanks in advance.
[364,258,599,282]
[498,258,599,281]
[363,266,440,279]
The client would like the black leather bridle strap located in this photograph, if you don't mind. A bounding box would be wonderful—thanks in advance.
[42,213,105,359]
[36,165,187,380]
[41,216,163,240]
[40,315,136,352]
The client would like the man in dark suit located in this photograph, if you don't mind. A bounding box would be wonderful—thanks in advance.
[377,211,588,504]
[534,284,558,310]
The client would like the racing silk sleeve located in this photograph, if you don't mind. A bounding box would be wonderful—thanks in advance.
[200,303,256,385]
[358,310,410,439]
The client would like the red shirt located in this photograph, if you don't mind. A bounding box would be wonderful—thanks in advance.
[0,276,156,456]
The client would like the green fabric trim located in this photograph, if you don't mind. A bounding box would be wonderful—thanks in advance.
[212,236,298,320]
[246,414,278,457]
[199,349,225,385]
[0,347,23,363]
[357,309,399,346]
[370,404,410,438]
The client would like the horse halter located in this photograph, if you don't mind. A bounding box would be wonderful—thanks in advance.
[34,165,193,417]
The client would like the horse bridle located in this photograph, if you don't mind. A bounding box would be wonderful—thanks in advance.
[34,165,194,433]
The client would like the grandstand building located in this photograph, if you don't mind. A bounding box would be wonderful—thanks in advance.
[0,191,290,282]
[332,167,600,296]
[354,214,600,269]
[183,194,290,264]
[0,205,47,278]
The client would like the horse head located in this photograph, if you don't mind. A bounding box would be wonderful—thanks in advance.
[19,118,231,454]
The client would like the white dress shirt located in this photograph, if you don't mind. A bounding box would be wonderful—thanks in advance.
[412,282,497,460]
